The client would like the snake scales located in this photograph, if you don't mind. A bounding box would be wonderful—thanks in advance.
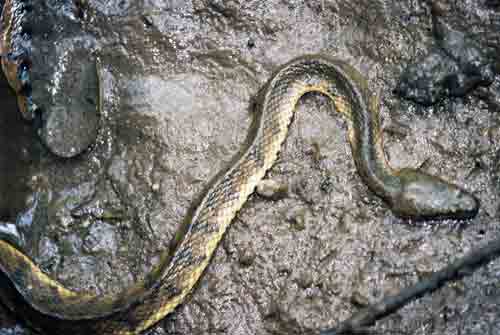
[0,2,479,335]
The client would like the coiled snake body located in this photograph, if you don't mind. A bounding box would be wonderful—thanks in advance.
[0,4,479,333]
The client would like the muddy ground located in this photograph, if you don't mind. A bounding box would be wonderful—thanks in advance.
[0,1,500,334]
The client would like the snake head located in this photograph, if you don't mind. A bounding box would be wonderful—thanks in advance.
[390,168,479,220]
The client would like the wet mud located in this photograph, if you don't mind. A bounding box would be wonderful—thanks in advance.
[0,71,38,222]
[0,1,499,335]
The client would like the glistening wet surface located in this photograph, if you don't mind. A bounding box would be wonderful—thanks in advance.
[0,72,39,221]
[0,1,499,334]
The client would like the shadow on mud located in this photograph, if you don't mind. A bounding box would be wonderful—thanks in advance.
[0,72,38,221]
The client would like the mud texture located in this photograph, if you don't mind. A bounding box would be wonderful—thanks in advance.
[0,1,499,335]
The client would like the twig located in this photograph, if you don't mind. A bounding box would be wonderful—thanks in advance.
[319,235,500,335]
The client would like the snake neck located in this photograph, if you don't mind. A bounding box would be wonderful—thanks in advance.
[347,93,401,203]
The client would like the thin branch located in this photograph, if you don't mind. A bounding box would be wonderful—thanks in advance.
[319,235,500,335]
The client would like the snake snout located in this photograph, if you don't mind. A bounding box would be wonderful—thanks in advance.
[391,169,479,220]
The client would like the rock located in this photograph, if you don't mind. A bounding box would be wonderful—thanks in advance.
[0,0,100,157]
[395,17,496,105]
[256,179,289,200]
[395,49,458,105]
[36,44,100,158]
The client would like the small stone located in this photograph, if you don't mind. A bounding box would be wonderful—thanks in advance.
[238,248,255,267]
[296,271,314,289]
[350,291,370,308]
[81,218,92,228]
[319,175,335,193]
[256,179,289,200]
[247,38,255,49]
[287,208,307,231]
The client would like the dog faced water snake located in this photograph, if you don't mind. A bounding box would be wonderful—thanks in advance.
[0,3,479,335]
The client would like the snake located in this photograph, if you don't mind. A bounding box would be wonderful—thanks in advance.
[0,2,479,335]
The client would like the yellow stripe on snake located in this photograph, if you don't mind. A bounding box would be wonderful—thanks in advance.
[0,3,479,333]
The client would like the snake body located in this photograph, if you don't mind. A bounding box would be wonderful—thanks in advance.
[0,2,479,335]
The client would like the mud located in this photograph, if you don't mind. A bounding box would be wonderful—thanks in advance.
[0,1,499,335]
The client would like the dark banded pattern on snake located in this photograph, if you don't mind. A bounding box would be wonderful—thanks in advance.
[0,55,478,334]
